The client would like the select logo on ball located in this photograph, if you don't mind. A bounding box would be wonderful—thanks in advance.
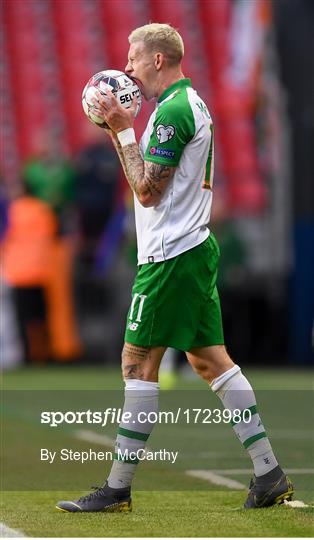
[119,88,141,105]
[82,70,142,129]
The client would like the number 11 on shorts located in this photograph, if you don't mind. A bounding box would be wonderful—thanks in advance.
[129,293,147,322]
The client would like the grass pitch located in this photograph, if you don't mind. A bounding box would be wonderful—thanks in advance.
[2,366,314,537]
[2,490,313,537]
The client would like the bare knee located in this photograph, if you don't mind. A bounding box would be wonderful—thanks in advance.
[186,345,235,384]
[121,343,164,382]
[188,358,214,382]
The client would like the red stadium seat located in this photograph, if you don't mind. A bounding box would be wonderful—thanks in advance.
[52,0,107,151]
[3,0,267,213]
[4,0,67,158]
[100,0,140,69]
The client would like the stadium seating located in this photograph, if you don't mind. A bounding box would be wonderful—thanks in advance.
[4,1,47,158]
[52,0,108,151]
[100,0,154,138]
[1,10,20,184]
[198,0,266,212]
[3,0,266,212]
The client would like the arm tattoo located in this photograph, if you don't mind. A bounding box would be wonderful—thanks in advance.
[110,136,129,180]
[120,143,145,196]
[145,161,173,196]
[120,143,176,204]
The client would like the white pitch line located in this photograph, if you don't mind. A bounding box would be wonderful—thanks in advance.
[284,500,310,508]
[75,429,115,448]
[186,467,314,506]
[74,429,152,452]
[268,430,313,440]
[211,468,314,475]
[186,470,246,490]
[0,523,25,537]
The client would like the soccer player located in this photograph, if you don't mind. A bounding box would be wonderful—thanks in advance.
[56,23,293,512]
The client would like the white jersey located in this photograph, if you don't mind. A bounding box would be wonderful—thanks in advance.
[136,78,214,265]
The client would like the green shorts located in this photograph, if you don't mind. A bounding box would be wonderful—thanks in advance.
[124,234,224,351]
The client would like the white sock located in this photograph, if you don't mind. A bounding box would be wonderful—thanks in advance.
[107,379,159,488]
[211,365,278,477]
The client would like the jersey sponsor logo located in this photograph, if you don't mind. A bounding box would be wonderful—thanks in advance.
[149,147,176,159]
[156,124,175,143]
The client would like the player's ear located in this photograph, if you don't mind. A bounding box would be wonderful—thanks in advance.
[154,52,164,71]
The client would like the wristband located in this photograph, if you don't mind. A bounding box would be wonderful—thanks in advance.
[117,128,136,147]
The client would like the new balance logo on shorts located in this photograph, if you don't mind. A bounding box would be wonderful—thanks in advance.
[128,322,139,331]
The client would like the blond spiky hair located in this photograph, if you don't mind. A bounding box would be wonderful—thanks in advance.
[128,23,184,66]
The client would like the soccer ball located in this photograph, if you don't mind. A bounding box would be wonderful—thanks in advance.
[82,70,142,129]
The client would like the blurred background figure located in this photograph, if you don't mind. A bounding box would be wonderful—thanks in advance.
[75,122,120,262]
[22,132,82,364]
[73,123,129,362]
[23,131,76,230]
[1,0,313,369]
[0,180,23,369]
[1,182,58,364]
[1,129,82,365]
[211,188,249,363]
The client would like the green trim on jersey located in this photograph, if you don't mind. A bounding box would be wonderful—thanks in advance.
[144,78,195,166]
[157,78,192,103]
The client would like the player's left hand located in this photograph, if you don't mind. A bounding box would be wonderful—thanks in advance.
[94,89,137,133]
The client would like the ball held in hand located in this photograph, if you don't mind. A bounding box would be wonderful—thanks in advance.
[82,70,142,129]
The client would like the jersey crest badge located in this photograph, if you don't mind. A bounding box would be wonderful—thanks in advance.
[156,124,175,143]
